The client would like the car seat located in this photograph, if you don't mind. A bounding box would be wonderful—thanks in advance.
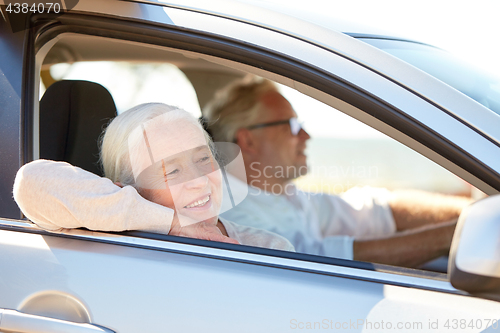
[39,80,117,176]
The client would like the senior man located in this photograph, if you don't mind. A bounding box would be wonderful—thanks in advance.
[203,75,472,267]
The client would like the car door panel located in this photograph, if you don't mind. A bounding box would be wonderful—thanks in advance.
[1,226,500,332]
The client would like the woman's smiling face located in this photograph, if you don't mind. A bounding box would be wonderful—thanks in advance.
[131,112,222,227]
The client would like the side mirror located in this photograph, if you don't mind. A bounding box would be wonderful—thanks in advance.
[449,195,500,301]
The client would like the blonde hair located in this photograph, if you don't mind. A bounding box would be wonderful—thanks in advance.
[203,76,279,142]
[100,103,207,186]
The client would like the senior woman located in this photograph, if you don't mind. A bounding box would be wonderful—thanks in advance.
[14,103,293,251]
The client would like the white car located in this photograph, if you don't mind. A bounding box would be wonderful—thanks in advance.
[1,1,500,332]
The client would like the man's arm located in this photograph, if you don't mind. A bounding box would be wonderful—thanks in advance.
[389,190,473,231]
[353,220,456,267]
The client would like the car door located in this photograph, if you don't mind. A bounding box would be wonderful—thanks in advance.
[1,1,500,332]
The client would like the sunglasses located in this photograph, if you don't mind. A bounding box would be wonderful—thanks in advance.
[246,117,304,136]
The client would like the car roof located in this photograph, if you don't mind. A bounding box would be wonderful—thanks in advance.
[127,0,411,40]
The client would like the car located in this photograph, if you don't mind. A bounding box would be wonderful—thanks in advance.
[1,0,500,332]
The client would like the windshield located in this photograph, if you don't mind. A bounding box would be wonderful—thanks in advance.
[360,38,500,116]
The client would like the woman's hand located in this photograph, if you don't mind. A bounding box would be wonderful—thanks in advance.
[169,213,240,245]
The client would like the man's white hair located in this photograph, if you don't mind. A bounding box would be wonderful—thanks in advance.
[100,103,206,187]
[203,75,279,142]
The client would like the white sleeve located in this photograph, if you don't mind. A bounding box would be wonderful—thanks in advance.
[221,207,354,259]
[284,229,354,259]
[314,186,396,239]
[13,160,173,234]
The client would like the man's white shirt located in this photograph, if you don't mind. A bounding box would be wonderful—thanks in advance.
[220,174,396,259]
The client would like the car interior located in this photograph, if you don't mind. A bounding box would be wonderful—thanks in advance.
[38,33,248,175]
[35,32,483,274]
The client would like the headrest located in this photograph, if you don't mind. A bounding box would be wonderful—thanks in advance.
[39,80,117,176]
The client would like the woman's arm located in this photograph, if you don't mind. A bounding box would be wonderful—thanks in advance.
[13,160,239,244]
[13,160,174,234]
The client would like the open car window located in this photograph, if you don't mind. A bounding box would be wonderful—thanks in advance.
[33,29,488,275]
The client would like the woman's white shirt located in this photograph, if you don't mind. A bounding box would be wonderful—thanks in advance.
[220,217,294,251]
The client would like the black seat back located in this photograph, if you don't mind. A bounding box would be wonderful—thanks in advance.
[39,80,117,176]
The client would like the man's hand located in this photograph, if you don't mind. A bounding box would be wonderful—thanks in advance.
[168,213,240,245]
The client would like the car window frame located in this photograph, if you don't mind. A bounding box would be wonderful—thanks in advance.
[12,10,500,288]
